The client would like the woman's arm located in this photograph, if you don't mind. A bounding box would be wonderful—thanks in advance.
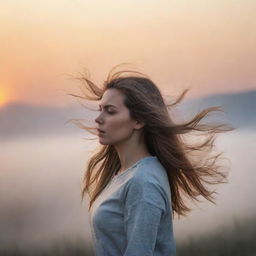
[124,200,163,255]
[123,177,167,256]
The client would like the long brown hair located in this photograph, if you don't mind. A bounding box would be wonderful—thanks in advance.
[67,65,234,217]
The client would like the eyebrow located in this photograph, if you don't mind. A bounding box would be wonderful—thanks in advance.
[99,104,118,109]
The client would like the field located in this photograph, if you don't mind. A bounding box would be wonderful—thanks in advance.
[177,216,256,256]
[1,217,255,256]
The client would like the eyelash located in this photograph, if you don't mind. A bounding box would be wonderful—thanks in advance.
[98,109,116,114]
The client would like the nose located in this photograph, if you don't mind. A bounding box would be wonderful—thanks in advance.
[95,112,104,124]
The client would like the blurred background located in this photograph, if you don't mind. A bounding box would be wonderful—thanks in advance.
[1,0,256,255]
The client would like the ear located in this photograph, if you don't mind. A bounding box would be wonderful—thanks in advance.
[134,120,144,130]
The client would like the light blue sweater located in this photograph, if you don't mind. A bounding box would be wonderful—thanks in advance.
[89,156,176,256]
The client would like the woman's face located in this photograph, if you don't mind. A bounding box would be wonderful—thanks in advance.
[95,88,142,146]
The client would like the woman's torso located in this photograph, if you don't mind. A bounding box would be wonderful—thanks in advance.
[89,156,176,256]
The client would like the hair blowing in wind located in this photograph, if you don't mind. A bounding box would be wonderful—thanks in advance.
[67,65,234,217]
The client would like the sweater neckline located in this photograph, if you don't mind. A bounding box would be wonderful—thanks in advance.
[112,156,157,180]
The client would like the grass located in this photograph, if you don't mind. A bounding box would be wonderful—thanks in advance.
[177,216,256,256]
[1,217,255,256]
[0,238,95,256]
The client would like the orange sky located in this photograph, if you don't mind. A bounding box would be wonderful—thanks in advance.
[0,0,255,107]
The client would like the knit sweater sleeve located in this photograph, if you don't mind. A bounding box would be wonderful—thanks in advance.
[123,175,167,256]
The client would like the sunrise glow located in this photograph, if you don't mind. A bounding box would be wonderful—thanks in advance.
[0,87,9,106]
[0,0,255,107]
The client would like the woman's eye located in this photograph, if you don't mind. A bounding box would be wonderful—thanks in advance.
[107,110,116,114]
[97,108,115,114]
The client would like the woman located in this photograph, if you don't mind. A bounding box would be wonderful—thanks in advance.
[68,65,233,256]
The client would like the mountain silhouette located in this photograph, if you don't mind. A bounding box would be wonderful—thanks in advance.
[0,90,255,140]
[178,90,256,130]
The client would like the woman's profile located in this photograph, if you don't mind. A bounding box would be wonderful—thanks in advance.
[68,64,233,256]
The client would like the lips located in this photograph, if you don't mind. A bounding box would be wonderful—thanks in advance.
[97,128,105,133]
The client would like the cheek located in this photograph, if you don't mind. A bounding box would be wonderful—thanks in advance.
[108,115,134,134]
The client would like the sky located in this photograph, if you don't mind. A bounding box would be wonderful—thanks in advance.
[0,0,255,107]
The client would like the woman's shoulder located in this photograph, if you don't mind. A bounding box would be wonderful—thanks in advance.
[133,156,168,184]
[124,156,171,211]
[125,156,171,199]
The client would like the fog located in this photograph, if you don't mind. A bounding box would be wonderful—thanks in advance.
[0,130,255,249]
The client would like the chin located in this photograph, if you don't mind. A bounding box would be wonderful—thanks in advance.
[98,139,110,145]
[98,139,118,146]
[99,142,109,145]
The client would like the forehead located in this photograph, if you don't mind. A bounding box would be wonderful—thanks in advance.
[100,89,125,107]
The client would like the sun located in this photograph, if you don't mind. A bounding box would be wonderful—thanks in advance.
[0,87,9,106]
